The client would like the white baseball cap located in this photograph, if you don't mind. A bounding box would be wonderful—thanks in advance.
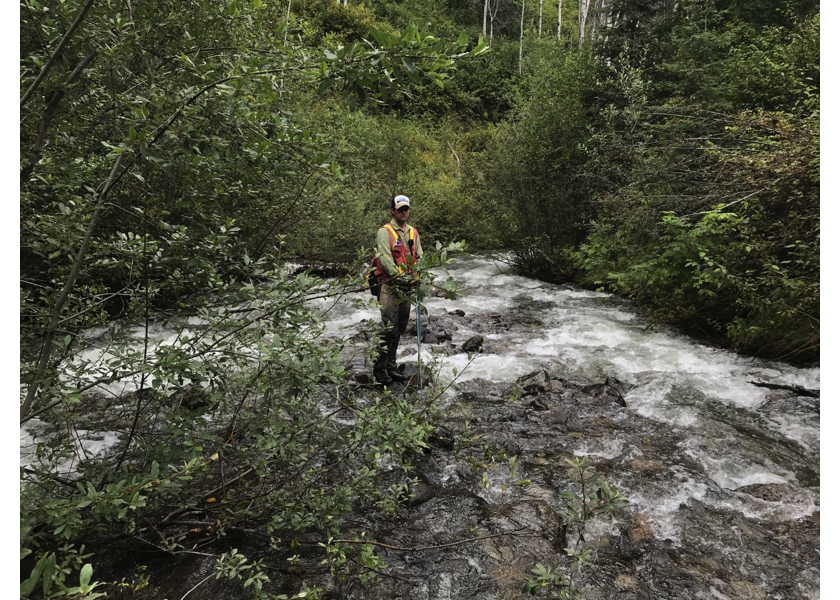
[393,195,410,209]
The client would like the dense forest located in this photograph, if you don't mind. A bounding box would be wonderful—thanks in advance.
[21,0,818,597]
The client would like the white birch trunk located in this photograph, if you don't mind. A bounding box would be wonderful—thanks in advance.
[539,0,544,36]
[483,0,489,37]
[488,0,499,42]
[519,0,526,74]
[557,0,562,40]
[578,0,590,47]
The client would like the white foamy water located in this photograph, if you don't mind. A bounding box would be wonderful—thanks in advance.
[417,254,819,537]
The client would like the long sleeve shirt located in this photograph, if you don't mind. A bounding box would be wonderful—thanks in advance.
[375,219,423,279]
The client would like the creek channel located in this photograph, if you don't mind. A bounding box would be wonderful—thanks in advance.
[309,253,820,600]
[21,253,820,599]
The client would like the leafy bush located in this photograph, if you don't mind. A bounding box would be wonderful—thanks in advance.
[578,108,819,361]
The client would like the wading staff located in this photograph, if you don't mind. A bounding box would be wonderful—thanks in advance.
[415,290,422,385]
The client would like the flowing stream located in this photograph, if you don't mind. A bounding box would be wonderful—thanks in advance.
[21,253,820,599]
[312,253,820,599]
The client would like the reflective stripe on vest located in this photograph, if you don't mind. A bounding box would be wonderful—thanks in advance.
[382,223,416,247]
[375,224,417,280]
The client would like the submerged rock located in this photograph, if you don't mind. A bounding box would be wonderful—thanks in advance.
[627,459,668,472]
[735,483,797,502]
[629,514,655,542]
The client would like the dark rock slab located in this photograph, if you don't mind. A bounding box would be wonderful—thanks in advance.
[582,382,627,407]
[517,369,550,396]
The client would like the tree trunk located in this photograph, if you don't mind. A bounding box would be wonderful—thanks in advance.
[519,0,526,74]
[586,0,605,40]
[578,0,590,47]
[557,0,562,40]
[539,0,544,36]
[483,0,489,37]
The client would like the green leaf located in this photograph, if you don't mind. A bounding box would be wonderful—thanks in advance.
[401,25,418,43]
[20,557,44,597]
[79,563,94,587]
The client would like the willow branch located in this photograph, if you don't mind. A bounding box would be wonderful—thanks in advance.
[21,0,96,107]
[21,149,128,420]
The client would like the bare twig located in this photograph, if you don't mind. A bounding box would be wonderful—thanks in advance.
[679,180,780,218]
[180,574,215,600]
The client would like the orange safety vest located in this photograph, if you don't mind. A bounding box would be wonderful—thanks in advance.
[372,223,418,283]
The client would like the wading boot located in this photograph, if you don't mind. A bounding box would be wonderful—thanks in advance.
[373,368,392,386]
[387,369,409,382]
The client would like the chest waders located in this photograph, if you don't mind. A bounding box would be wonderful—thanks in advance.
[372,229,420,387]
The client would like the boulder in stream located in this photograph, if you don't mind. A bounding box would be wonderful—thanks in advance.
[541,409,571,427]
[528,397,550,411]
[461,335,484,353]
[121,387,157,405]
[582,377,627,407]
[422,328,451,344]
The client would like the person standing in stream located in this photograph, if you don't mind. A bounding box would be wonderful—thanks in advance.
[371,195,423,385]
